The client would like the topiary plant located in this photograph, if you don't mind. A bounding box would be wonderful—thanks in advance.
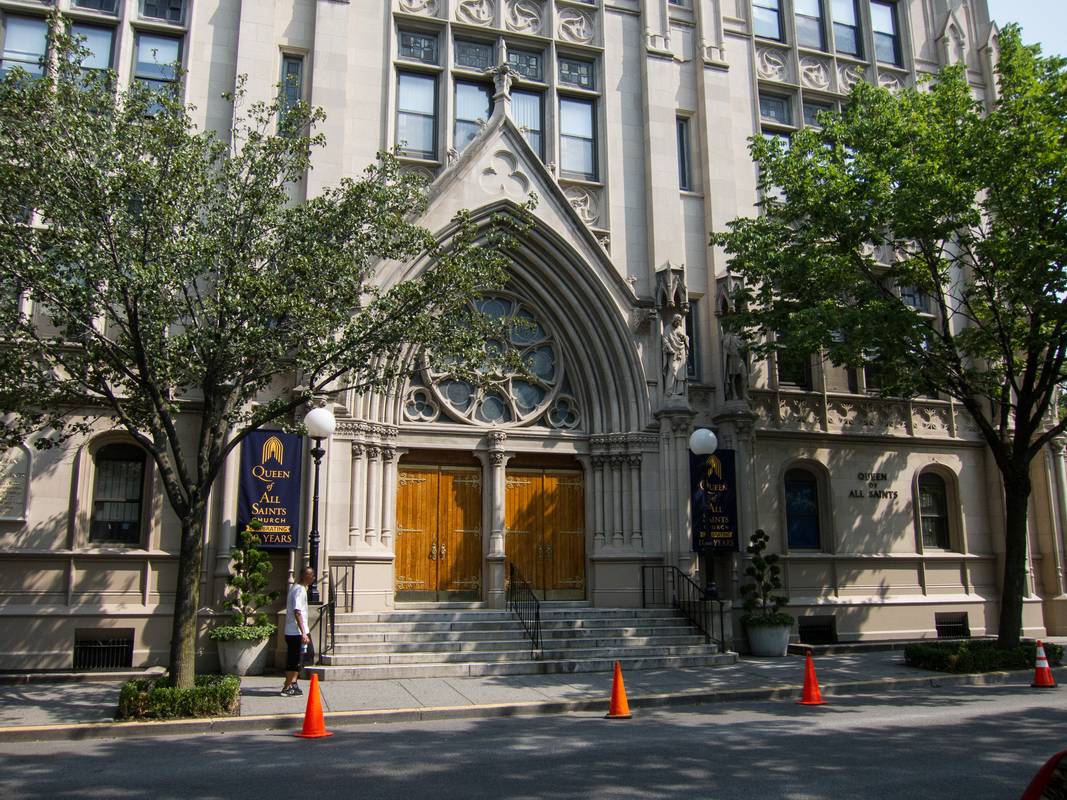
[208,519,279,641]
[739,529,793,627]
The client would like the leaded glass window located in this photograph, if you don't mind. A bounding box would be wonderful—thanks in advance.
[558,57,594,90]
[508,48,543,81]
[399,30,438,65]
[141,0,185,24]
[918,473,950,549]
[759,93,792,125]
[90,444,146,544]
[785,469,821,549]
[455,39,492,70]
[74,0,118,11]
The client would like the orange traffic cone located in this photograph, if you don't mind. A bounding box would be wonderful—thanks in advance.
[797,650,827,706]
[1032,640,1057,689]
[294,673,334,738]
[605,661,632,719]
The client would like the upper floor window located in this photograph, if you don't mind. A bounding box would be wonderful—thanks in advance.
[759,92,792,126]
[795,0,825,50]
[832,0,862,57]
[0,16,49,79]
[508,48,543,82]
[74,0,119,12]
[917,472,950,549]
[141,0,186,25]
[685,302,699,380]
[785,468,821,549]
[559,96,596,181]
[512,89,543,158]
[455,39,492,71]
[752,0,783,41]
[134,32,181,96]
[90,444,147,545]
[454,80,492,152]
[72,23,114,75]
[279,53,304,116]
[776,332,812,389]
[396,71,437,159]
[803,100,833,127]
[677,116,692,191]
[900,285,931,314]
[399,30,438,65]
[558,56,594,90]
[871,1,901,65]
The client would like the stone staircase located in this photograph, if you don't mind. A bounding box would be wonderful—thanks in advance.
[307,603,736,681]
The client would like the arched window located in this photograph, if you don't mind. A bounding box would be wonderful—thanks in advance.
[917,472,950,549]
[89,443,147,544]
[784,468,821,549]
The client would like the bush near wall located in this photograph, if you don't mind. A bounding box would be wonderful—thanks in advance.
[904,640,1064,674]
[116,675,241,720]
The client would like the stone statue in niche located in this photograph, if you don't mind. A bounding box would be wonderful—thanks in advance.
[721,328,750,402]
[661,313,689,398]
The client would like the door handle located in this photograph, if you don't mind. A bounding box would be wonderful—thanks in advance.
[439,543,447,559]
[430,542,438,561]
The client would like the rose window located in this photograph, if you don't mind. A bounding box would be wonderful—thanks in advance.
[419,296,581,429]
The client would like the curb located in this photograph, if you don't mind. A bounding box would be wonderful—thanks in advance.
[0,667,1056,743]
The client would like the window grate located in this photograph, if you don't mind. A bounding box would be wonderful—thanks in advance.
[934,612,970,639]
[73,631,134,670]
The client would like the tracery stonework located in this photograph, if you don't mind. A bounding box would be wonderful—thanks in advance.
[456,0,493,24]
[505,0,542,33]
[558,7,594,44]
[398,0,439,14]
[563,185,599,226]
[799,56,830,90]
[756,46,788,81]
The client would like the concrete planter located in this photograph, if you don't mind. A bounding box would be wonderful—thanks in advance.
[217,636,272,676]
[746,624,792,657]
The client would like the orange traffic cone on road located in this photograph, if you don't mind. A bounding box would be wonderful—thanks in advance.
[294,673,334,738]
[797,650,827,706]
[605,661,632,719]
[1032,640,1057,689]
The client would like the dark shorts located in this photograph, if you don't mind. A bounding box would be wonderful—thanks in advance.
[285,634,304,672]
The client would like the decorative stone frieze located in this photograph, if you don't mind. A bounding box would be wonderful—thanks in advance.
[398,0,439,14]
[456,0,494,25]
[838,63,867,91]
[799,56,831,90]
[756,46,789,82]
[913,403,951,433]
[558,7,594,44]
[563,184,599,226]
[878,71,904,92]
[505,0,542,33]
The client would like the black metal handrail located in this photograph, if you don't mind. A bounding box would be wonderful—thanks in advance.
[507,563,542,658]
[316,588,337,664]
[641,565,726,651]
[329,561,355,613]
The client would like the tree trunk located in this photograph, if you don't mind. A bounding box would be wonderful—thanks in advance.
[168,508,207,688]
[997,469,1032,648]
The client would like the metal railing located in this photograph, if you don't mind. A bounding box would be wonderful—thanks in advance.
[641,565,726,651]
[328,561,355,613]
[507,562,542,658]
[316,587,337,664]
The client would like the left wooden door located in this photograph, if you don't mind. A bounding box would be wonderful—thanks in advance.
[396,465,482,601]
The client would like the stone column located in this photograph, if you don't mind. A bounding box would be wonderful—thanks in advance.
[1049,440,1067,596]
[592,455,607,548]
[610,455,625,547]
[379,446,398,551]
[364,446,382,548]
[214,436,241,584]
[348,442,366,549]
[485,432,511,608]
[628,453,643,548]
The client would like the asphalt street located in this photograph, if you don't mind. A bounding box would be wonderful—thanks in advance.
[0,683,1061,799]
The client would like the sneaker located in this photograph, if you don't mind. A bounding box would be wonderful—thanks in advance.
[279,686,291,697]
[287,684,303,696]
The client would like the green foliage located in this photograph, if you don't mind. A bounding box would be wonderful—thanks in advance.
[904,640,1064,674]
[712,26,1067,646]
[116,674,241,720]
[740,529,792,626]
[208,624,276,642]
[0,17,530,686]
[213,519,278,632]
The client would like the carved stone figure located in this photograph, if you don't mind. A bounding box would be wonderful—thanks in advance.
[722,330,750,401]
[661,314,689,398]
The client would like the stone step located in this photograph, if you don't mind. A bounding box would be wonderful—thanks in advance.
[331,608,685,625]
[308,652,737,681]
[331,625,703,644]
[329,634,709,653]
[329,618,694,634]
[319,644,718,666]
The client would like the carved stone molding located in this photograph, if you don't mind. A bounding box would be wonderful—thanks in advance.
[505,0,542,33]
[456,0,493,24]
[562,184,599,226]
[827,400,907,433]
[489,451,507,466]
[558,7,594,44]
[878,71,904,92]
[488,430,508,446]
[366,446,382,461]
[400,164,436,183]
[913,403,951,433]
[799,56,831,90]
[756,46,789,82]
[838,63,866,91]
[779,395,821,430]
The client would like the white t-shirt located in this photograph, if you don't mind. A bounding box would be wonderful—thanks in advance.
[285,582,309,636]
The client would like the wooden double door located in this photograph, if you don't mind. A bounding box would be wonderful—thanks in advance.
[395,466,482,601]
[505,469,586,600]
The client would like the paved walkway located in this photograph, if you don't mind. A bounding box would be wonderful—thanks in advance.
[1,649,1059,741]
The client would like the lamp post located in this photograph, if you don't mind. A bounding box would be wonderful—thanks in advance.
[304,404,336,604]
[688,428,718,596]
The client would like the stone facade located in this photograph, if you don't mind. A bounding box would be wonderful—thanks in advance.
[1,0,1065,670]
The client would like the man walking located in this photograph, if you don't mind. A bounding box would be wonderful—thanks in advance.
[281,566,315,697]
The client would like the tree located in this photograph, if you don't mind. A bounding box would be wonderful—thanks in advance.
[0,22,526,686]
[711,26,1067,647]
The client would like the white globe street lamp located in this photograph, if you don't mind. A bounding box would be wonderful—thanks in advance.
[304,404,335,604]
[688,427,718,456]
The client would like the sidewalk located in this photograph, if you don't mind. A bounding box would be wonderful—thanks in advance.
[0,650,1059,742]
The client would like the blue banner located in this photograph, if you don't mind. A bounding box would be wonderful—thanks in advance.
[238,431,303,549]
[690,449,740,553]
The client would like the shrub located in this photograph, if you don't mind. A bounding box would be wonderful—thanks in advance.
[209,519,278,641]
[116,674,241,720]
[904,639,1064,674]
[740,529,793,627]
